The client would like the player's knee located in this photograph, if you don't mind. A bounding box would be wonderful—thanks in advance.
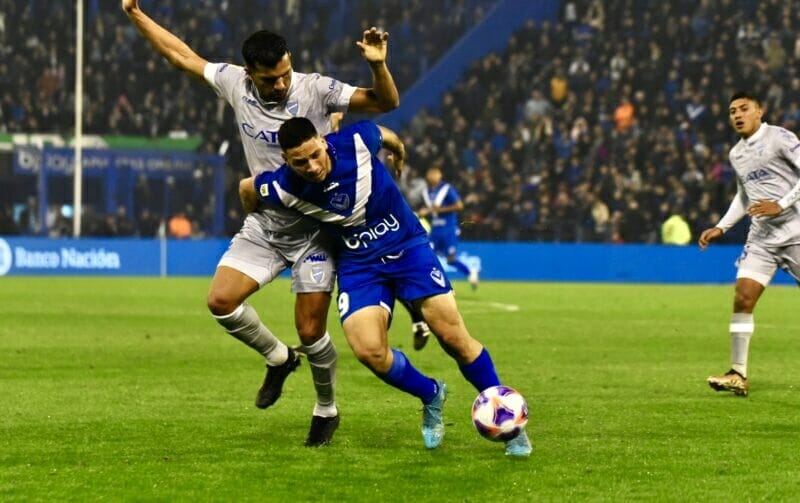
[207,291,238,316]
[430,317,465,346]
[352,346,388,372]
[296,317,326,344]
[733,290,757,312]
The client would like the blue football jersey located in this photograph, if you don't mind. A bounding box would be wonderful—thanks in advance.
[424,182,461,234]
[254,121,430,263]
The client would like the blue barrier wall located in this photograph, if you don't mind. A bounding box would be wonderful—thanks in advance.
[0,237,794,285]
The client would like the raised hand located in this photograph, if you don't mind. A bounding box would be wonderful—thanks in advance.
[121,0,139,13]
[357,27,389,64]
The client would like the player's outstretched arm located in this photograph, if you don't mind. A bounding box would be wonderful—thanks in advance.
[349,27,400,113]
[378,125,405,176]
[121,0,207,80]
[239,177,259,213]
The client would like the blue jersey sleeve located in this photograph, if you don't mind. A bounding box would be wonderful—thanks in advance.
[253,170,284,207]
[342,120,382,155]
[447,185,462,205]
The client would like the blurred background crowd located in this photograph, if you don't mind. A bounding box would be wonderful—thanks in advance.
[2,0,797,243]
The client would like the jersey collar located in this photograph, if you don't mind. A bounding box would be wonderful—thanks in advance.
[254,75,297,109]
[742,122,766,145]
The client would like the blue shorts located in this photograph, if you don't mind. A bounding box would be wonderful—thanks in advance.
[336,243,453,322]
[429,229,458,257]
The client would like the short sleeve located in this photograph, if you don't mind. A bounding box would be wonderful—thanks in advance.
[447,185,462,203]
[309,73,357,114]
[204,62,243,103]
[350,120,383,154]
[253,170,282,206]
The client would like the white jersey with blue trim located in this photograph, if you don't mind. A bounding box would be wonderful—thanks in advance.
[254,121,430,263]
[729,123,800,246]
[204,62,356,235]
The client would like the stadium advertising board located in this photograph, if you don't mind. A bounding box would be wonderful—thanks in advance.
[1,238,794,284]
[0,237,160,276]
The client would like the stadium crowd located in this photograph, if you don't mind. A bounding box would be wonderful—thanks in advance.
[1,0,798,243]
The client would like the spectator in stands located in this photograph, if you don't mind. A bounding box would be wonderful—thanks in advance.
[168,211,192,239]
[661,208,692,245]
[6,0,800,244]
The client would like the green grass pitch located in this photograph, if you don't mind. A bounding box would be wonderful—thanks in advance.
[2,277,800,501]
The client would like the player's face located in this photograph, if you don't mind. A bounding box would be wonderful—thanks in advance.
[426,168,442,187]
[247,54,293,102]
[729,98,763,138]
[284,137,332,183]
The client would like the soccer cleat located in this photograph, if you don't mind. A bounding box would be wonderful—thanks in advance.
[304,414,340,447]
[255,348,301,409]
[421,381,448,449]
[468,269,479,290]
[707,369,749,396]
[412,321,432,351]
[505,428,532,457]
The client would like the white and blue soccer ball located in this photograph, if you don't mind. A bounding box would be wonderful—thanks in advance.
[471,385,528,442]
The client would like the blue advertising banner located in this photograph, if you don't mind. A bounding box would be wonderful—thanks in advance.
[0,237,794,285]
[0,237,161,276]
[13,147,219,177]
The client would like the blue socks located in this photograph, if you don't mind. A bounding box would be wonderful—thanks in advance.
[376,348,499,401]
[377,349,438,403]
[459,348,500,392]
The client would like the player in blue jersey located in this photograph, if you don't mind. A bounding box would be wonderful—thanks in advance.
[123,0,401,446]
[239,118,531,456]
[418,166,479,290]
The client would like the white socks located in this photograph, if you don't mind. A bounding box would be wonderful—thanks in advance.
[213,303,288,366]
[730,312,754,378]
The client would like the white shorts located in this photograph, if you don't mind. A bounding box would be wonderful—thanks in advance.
[735,242,800,286]
[218,213,336,293]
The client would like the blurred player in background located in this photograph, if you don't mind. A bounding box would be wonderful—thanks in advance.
[699,91,800,397]
[417,166,479,290]
[122,0,399,445]
[240,117,532,456]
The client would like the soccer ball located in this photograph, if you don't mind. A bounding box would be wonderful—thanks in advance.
[471,385,528,442]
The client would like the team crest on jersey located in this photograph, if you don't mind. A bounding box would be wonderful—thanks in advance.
[430,267,446,287]
[309,264,326,284]
[330,193,350,210]
[287,101,299,116]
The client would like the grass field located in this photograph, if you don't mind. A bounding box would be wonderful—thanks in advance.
[2,277,800,501]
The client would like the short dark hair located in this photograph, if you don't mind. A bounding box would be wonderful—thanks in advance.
[242,30,289,68]
[730,91,761,106]
[278,117,319,150]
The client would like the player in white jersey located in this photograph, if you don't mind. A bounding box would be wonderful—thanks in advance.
[122,0,399,445]
[699,92,800,397]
